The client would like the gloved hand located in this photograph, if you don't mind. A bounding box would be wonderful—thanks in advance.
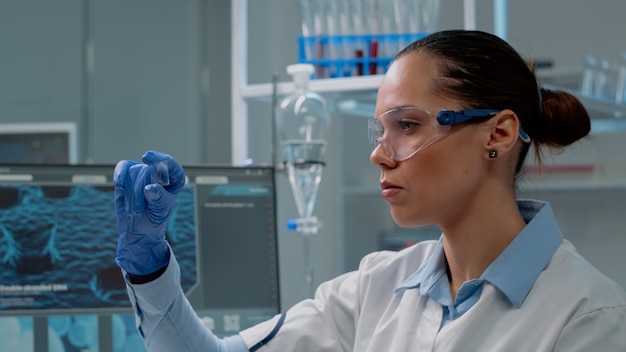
[114,150,185,276]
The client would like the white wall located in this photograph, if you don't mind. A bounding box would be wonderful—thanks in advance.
[0,0,232,165]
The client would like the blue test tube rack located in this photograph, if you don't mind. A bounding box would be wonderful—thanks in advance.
[297,33,429,79]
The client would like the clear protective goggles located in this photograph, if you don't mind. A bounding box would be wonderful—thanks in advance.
[368,106,530,161]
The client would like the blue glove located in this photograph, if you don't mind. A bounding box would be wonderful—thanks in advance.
[114,150,185,275]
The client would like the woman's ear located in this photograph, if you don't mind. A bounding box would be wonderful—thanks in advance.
[485,109,521,157]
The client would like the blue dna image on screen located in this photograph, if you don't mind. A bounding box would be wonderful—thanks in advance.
[0,164,279,351]
[0,183,197,313]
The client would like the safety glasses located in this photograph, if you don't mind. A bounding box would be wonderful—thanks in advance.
[368,106,530,161]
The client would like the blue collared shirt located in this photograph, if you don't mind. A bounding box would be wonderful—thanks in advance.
[396,200,564,329]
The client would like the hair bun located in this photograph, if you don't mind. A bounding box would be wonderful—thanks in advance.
[532,88,591,146]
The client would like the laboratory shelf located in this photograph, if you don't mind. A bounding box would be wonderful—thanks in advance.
[543,82,626,131]
[519,177,626,191]
[540,72,626,132]
[241,74,383,100]
[244,72,626,133]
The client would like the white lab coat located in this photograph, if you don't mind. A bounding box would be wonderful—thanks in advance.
[240,239,626,351]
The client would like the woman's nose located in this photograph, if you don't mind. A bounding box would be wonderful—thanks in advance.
[369,143,397,169]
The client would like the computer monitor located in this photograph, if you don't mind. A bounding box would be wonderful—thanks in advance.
[0,122,78,164]
[0,163,280,336]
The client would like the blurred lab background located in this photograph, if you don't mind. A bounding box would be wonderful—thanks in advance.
[1,0,626,351]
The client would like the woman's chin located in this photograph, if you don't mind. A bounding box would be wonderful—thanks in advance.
[390,211,429,228]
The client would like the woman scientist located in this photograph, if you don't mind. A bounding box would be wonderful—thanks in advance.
[114,30,626,351]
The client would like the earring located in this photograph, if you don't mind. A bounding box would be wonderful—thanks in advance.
[488,150,498,159]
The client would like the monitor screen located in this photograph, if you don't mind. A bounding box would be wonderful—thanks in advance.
[0,164,280,335]
[0,122,78,164]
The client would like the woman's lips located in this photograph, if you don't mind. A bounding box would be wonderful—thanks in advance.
[380,181,402,198]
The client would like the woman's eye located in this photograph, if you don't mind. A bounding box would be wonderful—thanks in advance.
[398,120,418,131]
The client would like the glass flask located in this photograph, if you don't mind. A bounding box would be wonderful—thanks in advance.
[276,63,330,299]
[276,63,330,233]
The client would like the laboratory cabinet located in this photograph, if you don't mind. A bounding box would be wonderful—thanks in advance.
[232,0,626,309]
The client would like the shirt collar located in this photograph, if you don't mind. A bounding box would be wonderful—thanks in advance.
[396,199,563,308]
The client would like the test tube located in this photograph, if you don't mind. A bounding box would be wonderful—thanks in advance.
[594,57,612,101]
[299,0,315,62]
[363,0,379,75]
[393,0,411,50]
[312,0,328,78]
[422,0,441,33]
[351,0,366,76]
[323,0,341,78]
[616,51,626,105]
[150,160,170,186]
[125,160,170,215]
[580,54,597,98]
[337,0,353,77]
[376,1,396,72]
